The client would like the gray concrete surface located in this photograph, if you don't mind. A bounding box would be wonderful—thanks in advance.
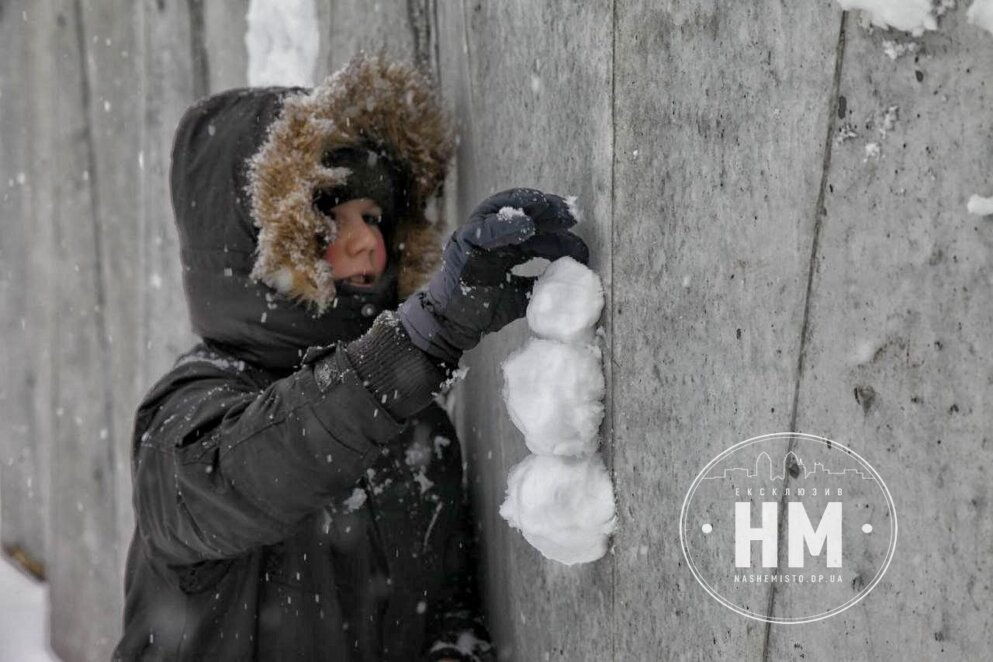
[0,1,991,660]
[0,0,50,570]
[46,1,140,656]
[775,9,993,660]
[437,2,615,660]
[609,2,840,658]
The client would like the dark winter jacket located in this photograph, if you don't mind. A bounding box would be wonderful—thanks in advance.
[114,57,492,662]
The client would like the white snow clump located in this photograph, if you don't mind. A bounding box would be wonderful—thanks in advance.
[499,454,617,566]
[245,0,320,87]
[502,338,605,456]
[968,0,993,35]
[526,256,605,344]
[882,40,920,59]
[966,194,993,216]
[837,0,937,36]
[499,253,615,565]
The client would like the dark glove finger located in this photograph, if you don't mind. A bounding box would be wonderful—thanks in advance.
[517,230,590,265]
[469,189,578,233]
[458,210,536,250]
[528,193,579,233]
[487,276,536,332]
[468,188,545,218]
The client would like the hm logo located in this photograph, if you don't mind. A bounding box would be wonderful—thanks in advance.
[734,502,842,568]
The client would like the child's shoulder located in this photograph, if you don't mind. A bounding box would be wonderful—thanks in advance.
[132,343,263,452]
[147,343,262,401]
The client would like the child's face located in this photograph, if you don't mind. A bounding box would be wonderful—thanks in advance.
[323,198,388,288]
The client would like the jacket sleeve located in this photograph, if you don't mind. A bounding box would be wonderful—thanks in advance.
[421,416,494,662]
[133,333,440,566]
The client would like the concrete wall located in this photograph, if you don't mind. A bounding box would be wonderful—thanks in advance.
[0,1,990,660]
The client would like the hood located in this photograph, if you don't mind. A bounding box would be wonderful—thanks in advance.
[170,56,453,371]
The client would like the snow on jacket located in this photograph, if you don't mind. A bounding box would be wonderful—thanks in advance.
[113,56,492,662]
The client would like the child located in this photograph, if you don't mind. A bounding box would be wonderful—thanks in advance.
[113,55,587,661]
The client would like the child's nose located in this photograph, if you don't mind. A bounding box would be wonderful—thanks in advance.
[344,215,378,255]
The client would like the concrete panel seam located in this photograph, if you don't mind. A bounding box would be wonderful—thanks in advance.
[71,0,122,574]
[760,12,849,660]
[186,0,210,100]
[457,0,480,186]
[406,0,436,83]
[609,0,618,659]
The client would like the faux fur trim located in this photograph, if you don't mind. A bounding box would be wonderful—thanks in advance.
[247,54,455,312]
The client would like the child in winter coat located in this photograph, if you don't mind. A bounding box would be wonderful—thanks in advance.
[113,55,588,661]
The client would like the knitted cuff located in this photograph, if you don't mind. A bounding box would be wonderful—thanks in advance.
[345,310,451,420]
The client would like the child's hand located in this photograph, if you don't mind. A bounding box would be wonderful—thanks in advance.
[399,188,588,365]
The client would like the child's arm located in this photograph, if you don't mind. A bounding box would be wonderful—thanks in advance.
[132,335,442,566]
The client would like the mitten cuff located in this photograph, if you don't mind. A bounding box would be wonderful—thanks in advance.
[345,310,451,420]
[399,293,466,365]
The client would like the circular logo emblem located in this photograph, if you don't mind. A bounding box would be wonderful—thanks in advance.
[679,433,897,624]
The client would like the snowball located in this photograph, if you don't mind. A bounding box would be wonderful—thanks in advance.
[526,257,604,344]
[969,0,993,35]
[837,0,937,36]
[502,338,604,456]
[967,194,993,216]
[246,0,319,87]
[499,454,616,565]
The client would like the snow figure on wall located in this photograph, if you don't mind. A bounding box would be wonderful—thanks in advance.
[500,253,617,566]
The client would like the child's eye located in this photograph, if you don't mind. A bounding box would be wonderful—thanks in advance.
[362,213,382,226]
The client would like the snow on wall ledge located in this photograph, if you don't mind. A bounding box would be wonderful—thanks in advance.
[245,0,319,87]
[837,0,993,38]
[836,0,939,35]
[968,0,993,35]
[499,256,616,566]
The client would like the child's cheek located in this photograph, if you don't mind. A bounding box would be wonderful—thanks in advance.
[374,231,388,272]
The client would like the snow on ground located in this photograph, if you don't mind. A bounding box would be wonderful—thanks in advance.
[966,194,993,215]
[245,0,319,87]
[0,559,58,662]
[499,454,616,566]
[500,254,615,565]
[837,0,938,35]
[968,0,993,35]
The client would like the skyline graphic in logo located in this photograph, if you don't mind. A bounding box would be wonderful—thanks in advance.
[680,433,897,624]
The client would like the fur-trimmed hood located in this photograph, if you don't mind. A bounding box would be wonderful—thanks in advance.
[247,55,454,311]
[169,55,453,371]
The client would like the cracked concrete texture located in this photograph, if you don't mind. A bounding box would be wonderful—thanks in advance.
[1,1,991,660]
[775,7,993,660]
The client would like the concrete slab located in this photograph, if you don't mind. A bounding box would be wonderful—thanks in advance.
[320,0,417,74]
[45,1,142,658]
[0,0,48,569]
[203,0,249,92]
[771,8,993,660]
[611,0,841,658]
[437,1,613,660]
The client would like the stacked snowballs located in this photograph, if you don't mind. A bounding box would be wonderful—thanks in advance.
[499,257,617,565]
